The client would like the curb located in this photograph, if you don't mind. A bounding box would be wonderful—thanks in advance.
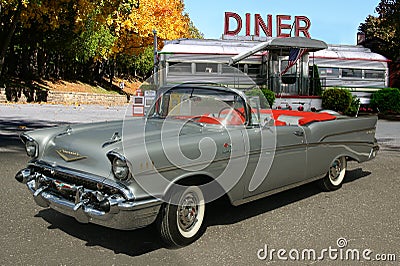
[378,114,400,121]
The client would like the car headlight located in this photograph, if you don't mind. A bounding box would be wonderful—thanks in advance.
[25,140,38,158]
[107,151,132,181]
[112,157,130,181]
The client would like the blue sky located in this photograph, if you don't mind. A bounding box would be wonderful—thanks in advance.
[184,0,380,45]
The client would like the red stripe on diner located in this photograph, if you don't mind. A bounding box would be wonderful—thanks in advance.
[159,52,264,57]
[161,53,390,62]
[310,55,391,63]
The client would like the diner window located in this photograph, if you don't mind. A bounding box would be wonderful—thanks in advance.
[168,63,192,73]
[221,64,243,75]
[237,64,247,74]
[281,60,297,75]
[196,63,218,73]
[247,64,261,76]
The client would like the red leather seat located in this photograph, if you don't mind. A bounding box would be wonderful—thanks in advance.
[270,110,336,126]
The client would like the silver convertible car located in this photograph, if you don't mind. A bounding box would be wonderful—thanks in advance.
[16,84,379,247]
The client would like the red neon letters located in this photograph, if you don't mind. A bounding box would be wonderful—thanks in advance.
[224,12,311,38]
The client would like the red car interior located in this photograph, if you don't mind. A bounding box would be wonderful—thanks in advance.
[174,109,336,127]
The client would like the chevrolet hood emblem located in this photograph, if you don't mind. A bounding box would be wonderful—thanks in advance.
[56,149,87,162]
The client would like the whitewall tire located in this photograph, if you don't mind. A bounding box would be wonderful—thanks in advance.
[157,186,206,248]
[320,156,347,191]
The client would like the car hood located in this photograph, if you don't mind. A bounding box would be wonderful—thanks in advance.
[30,117,204,178]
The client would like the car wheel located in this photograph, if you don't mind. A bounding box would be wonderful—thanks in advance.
[320,156,347,191]
[157,186,206,248]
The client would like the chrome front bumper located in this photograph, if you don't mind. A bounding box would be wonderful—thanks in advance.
[16,166,161,230]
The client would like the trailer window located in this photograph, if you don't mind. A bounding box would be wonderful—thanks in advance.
[318,67,340,77]
[342,68,362,78]
[365,70,385,79]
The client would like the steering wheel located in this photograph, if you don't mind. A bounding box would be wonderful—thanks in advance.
[187,115,203,123]
[188,115,222,125]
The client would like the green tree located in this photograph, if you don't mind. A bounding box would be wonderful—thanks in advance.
[187,19,204,39]
[359,0,400,60]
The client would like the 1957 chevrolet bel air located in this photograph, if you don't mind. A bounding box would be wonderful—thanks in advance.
[16,84,379,247]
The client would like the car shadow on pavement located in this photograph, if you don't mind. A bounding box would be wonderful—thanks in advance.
[206,168,371,226]
[0,132,25,152]
[35,168,371,256]
[36,209,163,256]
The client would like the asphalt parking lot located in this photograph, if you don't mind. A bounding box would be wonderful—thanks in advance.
[0,103,399,265]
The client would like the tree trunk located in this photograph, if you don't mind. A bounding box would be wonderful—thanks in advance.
[0,3,22,79]
[94,60,102,83]
[109,58,116,86]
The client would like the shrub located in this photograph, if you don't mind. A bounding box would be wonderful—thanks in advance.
[321,88,352,113]
[370,88,400,114]
[246,88,275,109]
[344,94,360,116]
[261,88,276,108]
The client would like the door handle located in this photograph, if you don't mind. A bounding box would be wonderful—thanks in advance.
[293,130,304,137]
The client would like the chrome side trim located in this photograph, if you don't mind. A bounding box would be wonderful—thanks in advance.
[118,197,162,211]
[232,174,325,206]
[320,127,377,142]
[307,141,376,147]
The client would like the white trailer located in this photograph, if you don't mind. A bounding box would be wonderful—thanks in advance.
[157,38,389,110]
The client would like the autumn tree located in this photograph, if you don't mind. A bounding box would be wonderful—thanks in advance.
[0,0,199,84]
[111,0,191,55]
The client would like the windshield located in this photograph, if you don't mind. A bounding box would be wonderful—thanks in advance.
[147,86,247,126]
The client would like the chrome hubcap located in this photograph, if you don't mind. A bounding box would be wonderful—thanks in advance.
[178,193,198,232]
[330,159,342,181]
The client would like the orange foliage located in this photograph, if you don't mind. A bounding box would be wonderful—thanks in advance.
[7,0,192,56]
[112,0,191,54]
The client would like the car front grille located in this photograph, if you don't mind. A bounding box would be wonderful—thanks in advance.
[32,165,119,196]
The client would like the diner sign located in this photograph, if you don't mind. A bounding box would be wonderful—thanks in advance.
[224,12,312,38]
